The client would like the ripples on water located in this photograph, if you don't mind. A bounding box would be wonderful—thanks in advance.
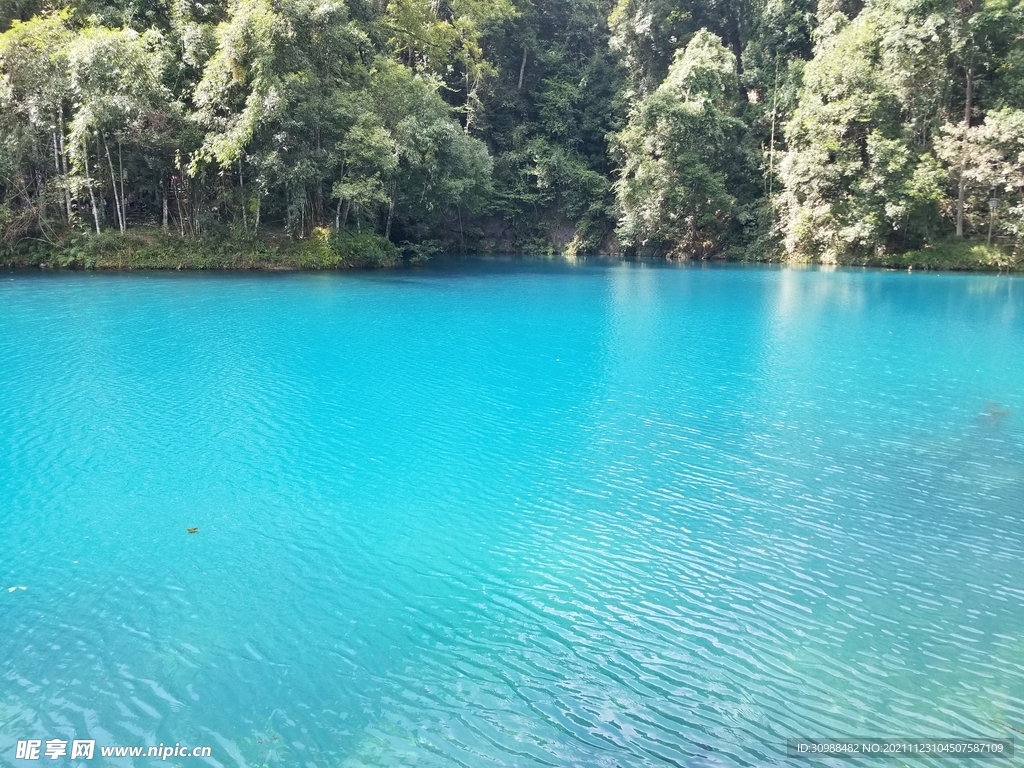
[1,261,1023,767]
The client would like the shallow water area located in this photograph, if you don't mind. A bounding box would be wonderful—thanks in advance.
[1,259,1023,766]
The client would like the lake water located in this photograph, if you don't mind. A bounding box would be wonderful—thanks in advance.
[1,260,1023,767]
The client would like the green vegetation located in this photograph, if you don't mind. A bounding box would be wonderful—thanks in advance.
[1,0,1023,269]
[0,229,398,270]
[871,241,1021,271]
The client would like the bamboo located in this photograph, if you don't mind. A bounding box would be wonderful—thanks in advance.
[83,140,101,234]
[118,141,127,230]
[956,65,973,238]
[174,176,185,237]
[385,180,396,239]
[239,158,248,232]
[162,178,169,231]
[51,129,64,223]
[58,110,72,221]
[102,134,124,233]
[768,57,780,198]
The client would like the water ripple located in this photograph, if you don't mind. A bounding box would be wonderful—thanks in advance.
[1,264,1023,766]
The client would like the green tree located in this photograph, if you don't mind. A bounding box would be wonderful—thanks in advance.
[67,25,172,233]
[936,107,1024,246]
[776,5,949,261]
[0,12,73,238]
[369,59,491,243]
[613,30,748,256]
[383,0,515,129]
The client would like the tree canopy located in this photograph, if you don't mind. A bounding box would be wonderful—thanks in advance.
[2,0,1023,260]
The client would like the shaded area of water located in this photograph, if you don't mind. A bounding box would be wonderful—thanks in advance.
[1,261,1023,766]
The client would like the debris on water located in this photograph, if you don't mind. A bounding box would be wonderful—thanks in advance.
[995,720,1024,736]
[187,527,199,534]
[7,586,27,592]
[981,401,1011,425]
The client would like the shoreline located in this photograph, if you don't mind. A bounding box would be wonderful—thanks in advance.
[2,231,1020,274]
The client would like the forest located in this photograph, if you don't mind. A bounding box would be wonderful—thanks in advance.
[1,0,1023,266]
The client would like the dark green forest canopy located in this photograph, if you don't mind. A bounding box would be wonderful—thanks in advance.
[2,0,1023,262]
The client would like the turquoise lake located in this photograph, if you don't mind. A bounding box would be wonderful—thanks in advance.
[2,260,1024,767]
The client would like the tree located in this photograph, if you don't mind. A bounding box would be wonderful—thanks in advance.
[776,4,949,261]
[3,0,1023,260]
[332,109,398,231]
[936,107,1024,246]
[383,0,515,129]
[369,59,491,242]
[0,12,73,238]
[613,30,748,256]
[609,0,750,97]
[67,24,172,232]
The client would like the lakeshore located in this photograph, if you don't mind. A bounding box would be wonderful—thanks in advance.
[2,229,1021,272]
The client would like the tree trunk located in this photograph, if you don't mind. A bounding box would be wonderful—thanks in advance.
[956,65,973,238]
[385,182,396,240]
[103,134,124,233]
[768,57,780,198]
[988,193,996,246]
[174,176,185,237]
[315,125,323,225]
[162,178,169,231]
[238,158,248,232]
[51,132,60,186]
[518,48,527,89]
[58,108,72,221]
[341,199,350,229]
[51,129,66,223]
[192,179,201,236]
[117,140,127,230]
[36,168,46,224]
[83,141,101,234]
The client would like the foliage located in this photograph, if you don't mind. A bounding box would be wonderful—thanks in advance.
[613,30,750,256]
[0,227,398,268]
[935,108,1024,246]
[777,0,1024,262]
[870,239,1020,270]
[2,0,1024,266]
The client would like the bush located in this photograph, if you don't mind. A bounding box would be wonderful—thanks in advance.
[294,228,399,269]
[0,227,400,270]
[875,241,1021,271]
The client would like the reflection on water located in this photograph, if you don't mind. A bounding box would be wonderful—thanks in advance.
[1,262,1023,767]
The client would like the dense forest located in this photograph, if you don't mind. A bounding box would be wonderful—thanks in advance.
[1,0,1023,264]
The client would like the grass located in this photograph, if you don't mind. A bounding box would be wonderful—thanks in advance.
[0,227,400,271]
[3,228,1021,274]
[864,240,1022,272]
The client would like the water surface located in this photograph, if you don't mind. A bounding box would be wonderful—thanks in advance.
[2,261,1023,766]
